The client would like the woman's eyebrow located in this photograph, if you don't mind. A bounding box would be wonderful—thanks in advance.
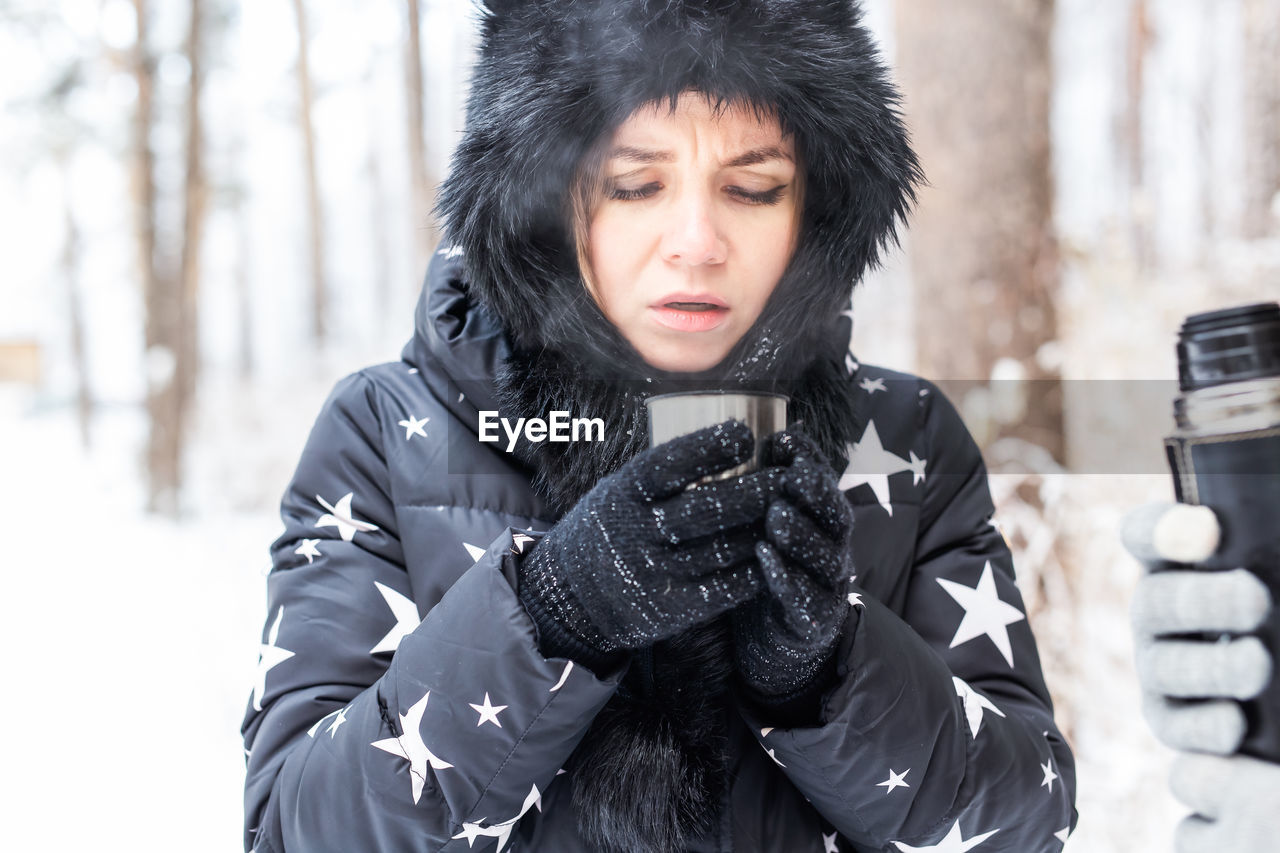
[606,145,794,167]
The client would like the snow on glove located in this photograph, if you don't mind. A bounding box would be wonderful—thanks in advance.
[1121,502,1274,753]
[732,427,855,705]
[1168,752,1280,853]
[518,419,785,670]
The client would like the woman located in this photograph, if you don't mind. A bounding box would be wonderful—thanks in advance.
[241,2,1078,851]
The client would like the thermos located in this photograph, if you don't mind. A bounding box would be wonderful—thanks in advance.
[1164,301,1280,762]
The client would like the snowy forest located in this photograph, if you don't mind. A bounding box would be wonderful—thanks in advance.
[2,0,1278,850]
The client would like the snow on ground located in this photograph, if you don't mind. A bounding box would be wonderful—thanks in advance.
[1,387,298,851]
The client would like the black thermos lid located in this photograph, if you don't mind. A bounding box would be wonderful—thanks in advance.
[1177,301,1280,392]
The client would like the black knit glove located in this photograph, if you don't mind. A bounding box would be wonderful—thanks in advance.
[732,428,855,710]
[517,419,785,671]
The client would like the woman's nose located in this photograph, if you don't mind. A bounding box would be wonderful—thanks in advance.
[660,190,728,267]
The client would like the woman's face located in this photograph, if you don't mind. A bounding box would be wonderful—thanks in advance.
[584,93,800,373]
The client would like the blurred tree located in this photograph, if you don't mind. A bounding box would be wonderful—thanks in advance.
[61,148,91,450]
[129,0,178,513]
[364,68,394,336]
[132,0,207,515]
[1243,0,1280,239]
[31,58,95,449]
[897,0,1072,739]
[1124,0,1153,267]
[895,0,1064,465]
[177,0,208,464]
[290,0,329,346]
[405,0,440,276]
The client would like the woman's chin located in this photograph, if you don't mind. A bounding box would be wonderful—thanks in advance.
[637,341,733,374]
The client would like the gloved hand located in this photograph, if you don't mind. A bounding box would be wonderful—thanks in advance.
[731,428,855,708]
[1121,502,1273,753]
[518,419,785,670]
[1169,752,1280,853]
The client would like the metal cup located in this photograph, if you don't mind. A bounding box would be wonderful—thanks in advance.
[644,391,790,485]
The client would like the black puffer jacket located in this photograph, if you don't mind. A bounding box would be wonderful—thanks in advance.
[243,2,1077,848]
[241,249,1077,852]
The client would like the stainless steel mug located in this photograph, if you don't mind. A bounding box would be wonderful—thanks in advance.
[644,391,789,485]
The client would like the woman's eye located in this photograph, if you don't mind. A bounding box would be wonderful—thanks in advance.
[727,185,787,206]
[608,182,660,201]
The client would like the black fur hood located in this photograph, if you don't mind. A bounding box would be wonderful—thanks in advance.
[435,0,922,384]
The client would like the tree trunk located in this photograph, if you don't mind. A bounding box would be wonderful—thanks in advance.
[235,177,255,382]
[131,0,181,514]
[1124,0,1153,267]
[1242,0,1280,239]
[895,0,1063,465]
[177,0,207,479]
[897,0,1071,739]
[405,0,439,276]
[291,0,327,345]
[61,169,92,450]
[365,112,393,337]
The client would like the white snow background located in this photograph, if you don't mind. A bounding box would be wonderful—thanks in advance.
[2,0,1277,850]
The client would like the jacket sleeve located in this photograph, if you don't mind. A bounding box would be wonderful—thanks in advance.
[241,372,625,853]
[737,379,1078,852]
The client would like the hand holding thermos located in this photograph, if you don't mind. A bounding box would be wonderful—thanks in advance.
[1123,300,1280,852]
[1122,502,1279,853]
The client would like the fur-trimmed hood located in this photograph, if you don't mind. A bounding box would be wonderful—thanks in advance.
[435,0,921,383]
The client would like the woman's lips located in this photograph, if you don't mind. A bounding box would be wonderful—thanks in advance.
[650,303,729,332]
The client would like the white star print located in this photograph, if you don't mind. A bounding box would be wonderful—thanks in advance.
[452,785,542,851]
[937,561,1026,667]
[760,727,774,737]
[876,768,911,794]
[252,607,295,711]
[315,492,380,542]
[952,676,1006,738]
[307,707,340,737]
[407,366,419,374]
[845,352,859,376]
[370,582,422,655]
[549,661,574,692]
[907,452,927,485]
[294,538,321,564]
[463,542,486,562]
[823,830,839,853]
[511,532,536,554]
[1054,826,1070,844]
[371,691,454,805]
[859,376,887,394]
[892,820,1000,852]
[469,693,508,728]
[1041,756,1058,792]
[838,420,927,516]
[847,591,865,608]
[452,821,491,846]
[765,747,786,767]
[398,414,430,440]
[326,706,348,738]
